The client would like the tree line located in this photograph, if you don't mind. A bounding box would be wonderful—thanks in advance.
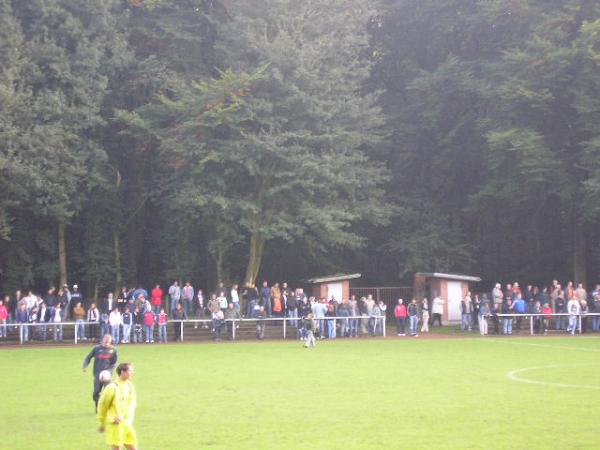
[1,0,599,299]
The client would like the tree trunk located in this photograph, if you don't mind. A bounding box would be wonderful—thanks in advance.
[573,220,587,286]
[244,232,264,287]
[216,239,224,284]
[114,231,122,294]
[58,222,67,287]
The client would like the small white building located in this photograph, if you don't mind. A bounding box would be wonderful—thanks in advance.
[414,272,481,322]
[308,273,361,302]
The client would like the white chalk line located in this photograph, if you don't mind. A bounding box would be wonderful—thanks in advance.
[507,364,600,390]
[487,339,600,353]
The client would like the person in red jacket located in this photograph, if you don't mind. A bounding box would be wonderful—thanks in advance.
[0,298,8,338]
[150,284,163,315]
[542,303,553,335]
[394,298,408,336]
[143,310,155,343]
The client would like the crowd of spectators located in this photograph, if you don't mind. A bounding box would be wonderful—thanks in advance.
[0,280,389,343]
[456,280,600,336]
[2,278,597,344]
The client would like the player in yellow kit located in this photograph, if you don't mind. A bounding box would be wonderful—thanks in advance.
[97,362,138,450]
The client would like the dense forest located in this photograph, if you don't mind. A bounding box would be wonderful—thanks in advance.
[1,0,599,298]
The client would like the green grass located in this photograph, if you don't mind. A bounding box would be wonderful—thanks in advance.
[1,336,600,449]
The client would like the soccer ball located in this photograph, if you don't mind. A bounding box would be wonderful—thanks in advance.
[98,370,112,383]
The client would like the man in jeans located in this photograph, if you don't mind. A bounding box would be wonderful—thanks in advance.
[408,299,419,337]
[121,307,133,344]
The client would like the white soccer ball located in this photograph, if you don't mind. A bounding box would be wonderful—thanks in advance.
[98,370,112,383]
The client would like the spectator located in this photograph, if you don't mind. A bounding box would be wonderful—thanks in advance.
[16,303,30,342]
[132,307,143,344]
[0,298,8,338]
[99,310,110,338]
[150,284,163,314]
[102,292,116,315]
[286,288,298,328]
[479,302,490,336]
[71,284,84,312]
[36,302,50,341]
[338,298,351,337]
[326,299,337,339]
[230,284,240,314]
[122,307,133,344]
[244,284,259,318]
[542,303,553,335]
[502,298,514,335]
[212,308,225,341]
[73,302,87,341]
[348,296,359,338]
[567,297,581,335]
[492,283,503,307]
[407,299,419,337]
[52,304,63,342]
[580,300,589,334]
[513,294,526,332]
[303,313,316,348]
[555,287,566,330]
[182,282,194,318]
[225,302,241,340]
[158,308,168,343]
[256,306,266,340]
[421,298,430,333]
[431,294,444,327]
[194,289,207,328]
[109,308,122,344]
[591,286,600,332]
[217,292,228,312]
[394,299,407,336]
[57,287,69,321]
[143,309,155,343]
[168,281,181,315]
[260,281,271,316]
[87,303,100,342]
[271,282,282,318]
[461,293,473,332]
[491,303,501,335]
[471,294,480,328]
[172,303,186,341]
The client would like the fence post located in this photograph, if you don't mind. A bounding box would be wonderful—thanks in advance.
[20,325,23,345]
[181,321,184,342]
[74,322,78,344]
[383,316,386,337]
[529,315,533,335]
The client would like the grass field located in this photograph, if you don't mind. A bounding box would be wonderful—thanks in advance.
[2,335,600,450]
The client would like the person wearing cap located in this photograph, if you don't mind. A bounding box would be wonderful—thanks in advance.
[71,284,84,315]
[83,334,118,411]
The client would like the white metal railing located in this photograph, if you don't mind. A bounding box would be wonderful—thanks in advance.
[3,312,599,344]
[1,315,387,344]
[477,312,600,335]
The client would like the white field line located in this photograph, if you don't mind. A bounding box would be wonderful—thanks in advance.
[487,339,600,353]
[507,365,600,390]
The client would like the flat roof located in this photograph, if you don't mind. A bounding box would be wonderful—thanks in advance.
[308,273,362,284]
[416,272,481,282]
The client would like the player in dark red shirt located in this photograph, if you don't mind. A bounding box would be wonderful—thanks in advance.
[83,334,118,411]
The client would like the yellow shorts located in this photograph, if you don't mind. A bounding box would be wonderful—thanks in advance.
[106,421,137,447]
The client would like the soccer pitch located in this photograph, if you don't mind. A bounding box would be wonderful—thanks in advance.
[2,336,599,450]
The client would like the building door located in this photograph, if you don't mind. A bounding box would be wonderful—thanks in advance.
[327,282,343,302]
[447,281,463,321]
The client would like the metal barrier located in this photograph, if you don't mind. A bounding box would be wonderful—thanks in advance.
[0,315,387,345]
[480,313,600,335]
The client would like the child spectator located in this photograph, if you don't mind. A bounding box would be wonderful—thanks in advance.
[542,303,553,335]
[87,303,100,342]
[394,299,407,336]
[143,309,155,343]
[132,306,144,344]
[303,313,316,348]
[158,308,168,343]
[0,299,8,339]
